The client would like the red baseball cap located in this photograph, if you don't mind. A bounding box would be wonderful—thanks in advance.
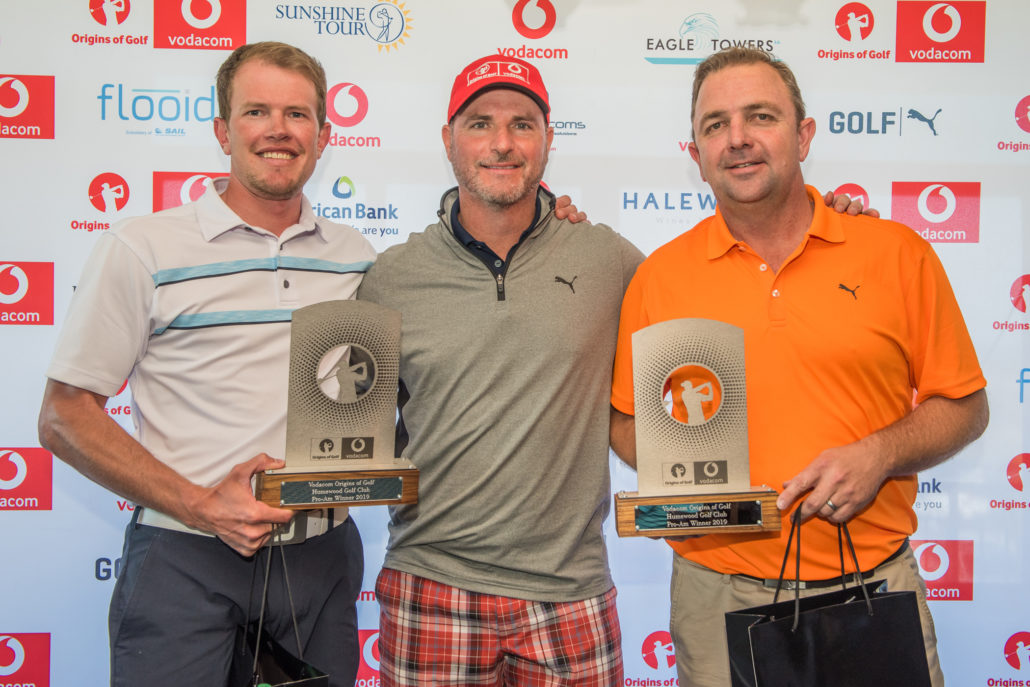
[447,55,550,122]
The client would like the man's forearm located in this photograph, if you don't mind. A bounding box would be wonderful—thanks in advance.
[610,406,638,469]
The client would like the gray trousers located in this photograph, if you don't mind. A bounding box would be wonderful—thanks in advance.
[109,514,363,687]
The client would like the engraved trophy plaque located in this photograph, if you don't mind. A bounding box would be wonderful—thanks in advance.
[614,318,779,536]
[255,300,418,509]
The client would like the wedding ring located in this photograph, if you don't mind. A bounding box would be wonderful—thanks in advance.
[825,499,839,511]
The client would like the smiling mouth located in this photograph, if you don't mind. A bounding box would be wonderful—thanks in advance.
[729,161,760,169]
[260,151,296,160]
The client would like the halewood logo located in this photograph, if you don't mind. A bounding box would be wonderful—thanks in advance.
[152,171,228,211]
[0,449,53,510]
[895,1,985,63]
[153,0,246,50]
[0,262,54,325]
[0,633,50,685]
[0,75,55,139]
[890,181,980,243]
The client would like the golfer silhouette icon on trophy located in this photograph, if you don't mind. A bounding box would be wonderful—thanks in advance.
[255,299,418,509]
[615,318,779,536]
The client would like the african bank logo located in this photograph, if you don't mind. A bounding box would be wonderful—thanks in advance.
[0,448,53,510]
[513,0,556,39]
[0,75,55,139]
[1007,454,1030,492]
[152,171,227,211]
[356,629,380,682]
[641,630,676,670]
[367,1,412,52]
[644,13,777,65]
[90,0,130,26]
[0,634,50,685]
[1006,632,1030,670]
[328,83,369,128]
[333,176,356,199]
[153,0,246,50]
[890,181,980,243]
[664,364,722,426]
[833,183,870,210]
[89,173,130,213]
[1016,96,1030,134]
[0,263,54,326]
[896,1,985,63]
[911,539,973,600]
[835,3,874,41]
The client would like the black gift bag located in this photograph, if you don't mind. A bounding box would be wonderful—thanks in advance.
[725,511,932,687]
[229,544,329,687]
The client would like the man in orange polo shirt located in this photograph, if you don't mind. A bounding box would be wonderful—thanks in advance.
[609,47,988,687]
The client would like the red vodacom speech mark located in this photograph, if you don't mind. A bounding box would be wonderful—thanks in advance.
[911,540,973,600]
[896,1,985,63]
[152,171,228,211]
[890,181,980,243]
[513,0,557,40]
[327,83,370,128]
[153,0,246,50]
[0,74,55,139]
[0,449,53,510]
[0,633,50,686]
[355,630,380,682]
[0,262,54,325]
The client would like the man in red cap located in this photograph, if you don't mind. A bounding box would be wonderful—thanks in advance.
[358,54,640,686]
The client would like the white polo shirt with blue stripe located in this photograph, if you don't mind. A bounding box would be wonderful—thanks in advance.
[47,178,376,491]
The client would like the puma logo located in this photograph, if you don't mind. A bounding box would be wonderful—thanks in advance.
[555,275,578,293]
[907,108,942,136]
[838,283,860,300]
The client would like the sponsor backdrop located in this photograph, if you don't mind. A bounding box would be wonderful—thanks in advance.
[1,1,1027,685]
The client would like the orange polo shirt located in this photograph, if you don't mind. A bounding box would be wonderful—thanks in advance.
[611,186,986,580]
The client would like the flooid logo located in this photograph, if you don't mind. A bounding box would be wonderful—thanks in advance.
[0,634,50,686]
[911,539,973,600]
[890,181,980,243]
[90,0,131,26]
[153,0,246,50]
[0,263,54,326]
[0,75,55,139]
[152,171,228,211]
[896,1,986,63]
[89,173,131,213]
[0,449,52,510]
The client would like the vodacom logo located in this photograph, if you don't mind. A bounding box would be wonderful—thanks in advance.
[513,0,556,39]
[327,83,369,127]
[180,174,214,204]
[913,541,950,581]
[0,451,29,490]
[362,631,380,671]
[0,636,26,676]
[0,77,29,118]
[923,3,961,43]
[917,183,956,223]
[0,265,29,305]
[182,0,221,28]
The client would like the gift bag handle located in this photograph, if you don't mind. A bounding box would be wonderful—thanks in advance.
[772,508,874,631]
[243,539,307,685]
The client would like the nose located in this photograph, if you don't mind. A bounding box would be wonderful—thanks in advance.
[264,111,290,139]
[726,116,751,149]
[490,127,514,155]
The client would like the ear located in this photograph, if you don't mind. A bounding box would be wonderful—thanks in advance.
[213,117,230,155]
[687,141,707,183]
[797,117,816,162]
[316,120,331,159]
[545,125,554,151]
[441,124,453,162]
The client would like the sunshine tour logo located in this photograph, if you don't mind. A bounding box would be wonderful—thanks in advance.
[153,0,246,49]
[890,181,980,243]
[0,633,50,686]
[895,1,986,63]
[273,1,412,52]
[0,75,55,139]
[152,171,228,211]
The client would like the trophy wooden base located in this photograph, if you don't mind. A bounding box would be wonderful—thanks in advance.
[256,465,418,509]
[614,488,781,537]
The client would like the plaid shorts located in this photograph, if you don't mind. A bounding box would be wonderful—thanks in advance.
[376,568,623,686]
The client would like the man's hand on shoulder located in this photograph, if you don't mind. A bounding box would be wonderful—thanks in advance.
[555,194,589,224]
[184,453,295,557]
[823,190,880,218]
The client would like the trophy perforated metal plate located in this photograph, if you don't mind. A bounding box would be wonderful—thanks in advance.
[614,318,779,536]
[255,300,418,509]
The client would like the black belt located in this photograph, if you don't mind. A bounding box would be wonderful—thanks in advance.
[737,539,909,590]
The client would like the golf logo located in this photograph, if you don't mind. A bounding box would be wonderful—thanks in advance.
[1005,632,1030,670]
[641,630,676,670]
[1007,454,1030,492]
[1016,95,1030,133]
[366,1,412,52]
[834,183,870,210]
[663,364,722,426]
[90,0,131,26]
[88,173,130,213]
[835,3,874,41]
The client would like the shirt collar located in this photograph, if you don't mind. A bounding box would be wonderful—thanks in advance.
[196,177,325,243]
[705,185,846,260]
[448,192,544,249]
